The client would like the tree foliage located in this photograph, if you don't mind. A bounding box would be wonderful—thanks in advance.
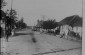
[15,17,27,29]
[42,19,58,29]
[1,0,6,20]
[3,9,18,30]
[1,0,7,8]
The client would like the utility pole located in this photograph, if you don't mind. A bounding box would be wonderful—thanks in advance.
[9,0,13,17]
[42,15,46,21]
[82,0,83,18]
[81,0,83,37]
[10,0,13,32]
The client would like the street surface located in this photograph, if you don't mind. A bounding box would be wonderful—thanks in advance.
[1,29,82,55]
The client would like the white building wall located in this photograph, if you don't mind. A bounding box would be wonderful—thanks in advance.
[73,27,82,37]
[60,25,64,35]
[60,25,69,36]
[60,24,82,40]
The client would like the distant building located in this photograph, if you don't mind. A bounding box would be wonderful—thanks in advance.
[59,15,82,39]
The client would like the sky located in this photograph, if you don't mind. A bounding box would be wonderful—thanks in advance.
[4,0,82,26]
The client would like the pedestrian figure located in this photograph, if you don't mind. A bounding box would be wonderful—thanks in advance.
[5,29,9,42]
[1,27,4,38]
[11,29,15,36]
[32,37,36,43]
[5,24,11,42]
[5,16,11,42]
[60,34,64,38]
[60,30,65,38]
[30,32,37,43]
[5,27,10,42]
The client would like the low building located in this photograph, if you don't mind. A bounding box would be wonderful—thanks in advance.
[59,15,82,39]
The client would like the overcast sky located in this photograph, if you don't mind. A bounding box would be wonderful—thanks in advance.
[4,0,82,26]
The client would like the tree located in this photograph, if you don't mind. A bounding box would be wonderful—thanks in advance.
[1,0,8,38]
[2,9,18,32]
[1,0,7,8]
[6,9,17,19]
[42,19,58,29]
[15,17,27,29]
[1,9,18,37]
[1,0,7,21]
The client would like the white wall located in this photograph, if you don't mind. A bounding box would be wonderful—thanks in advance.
[60,25,69,35]
[73,27,82,37]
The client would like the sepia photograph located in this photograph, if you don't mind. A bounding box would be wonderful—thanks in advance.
[1,0,83,55]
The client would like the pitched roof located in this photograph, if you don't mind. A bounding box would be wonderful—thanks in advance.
[59,15,82,27]
[69,16,82,27]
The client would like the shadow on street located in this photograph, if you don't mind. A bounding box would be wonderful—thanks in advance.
[14,32,32,36]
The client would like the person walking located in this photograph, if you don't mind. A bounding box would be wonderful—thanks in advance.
[5,27,10,42]
[5,16,11,42]
[30,32,37,43]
